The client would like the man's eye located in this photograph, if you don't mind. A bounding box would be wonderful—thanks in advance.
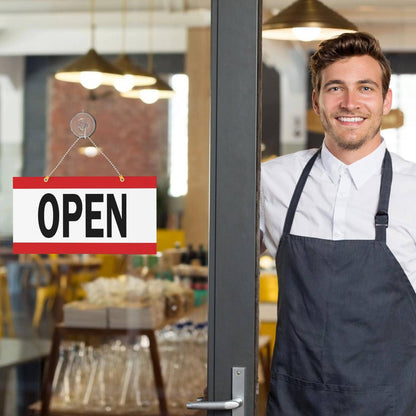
[362,86,372,91]
[329,86,340,91]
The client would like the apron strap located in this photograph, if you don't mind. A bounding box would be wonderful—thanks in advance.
[375,150,393,242]
[282,149,321,236]
[282,148,393,241]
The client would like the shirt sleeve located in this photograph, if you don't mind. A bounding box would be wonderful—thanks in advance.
[260,165,276,257]
[259,172,266,235]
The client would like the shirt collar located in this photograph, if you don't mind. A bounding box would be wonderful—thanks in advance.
[320,140,386,189]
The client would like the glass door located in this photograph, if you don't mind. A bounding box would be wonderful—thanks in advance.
[202,0,262,415]
[1,1,261,415]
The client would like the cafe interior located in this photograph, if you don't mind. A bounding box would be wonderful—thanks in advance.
[1,0,416,415]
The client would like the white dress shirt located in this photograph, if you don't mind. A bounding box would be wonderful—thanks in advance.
[260,140,416,292]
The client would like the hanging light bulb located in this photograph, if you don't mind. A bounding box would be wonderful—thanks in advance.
[120,0,174,103]
[138,88,160,104]
[79,146,100,157]
[113,0,156,93]
[292,27,322,42]
[113,54,156,93]
[80,70,103,90]
[55,48,123,89]
[54,0,123,89]
[263,0,357,42]
[114,74,135,93]
[121,77,174,103]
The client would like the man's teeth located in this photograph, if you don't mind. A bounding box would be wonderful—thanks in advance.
[337,116,364,122]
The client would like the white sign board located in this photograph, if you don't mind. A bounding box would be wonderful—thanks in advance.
[13,176,157,254]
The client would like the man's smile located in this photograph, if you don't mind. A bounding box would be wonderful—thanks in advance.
[336,116,365,123]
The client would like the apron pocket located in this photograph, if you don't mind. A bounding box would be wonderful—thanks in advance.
[267,373,396,416]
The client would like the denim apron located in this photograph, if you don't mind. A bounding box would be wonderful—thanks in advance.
[267,149,416,416]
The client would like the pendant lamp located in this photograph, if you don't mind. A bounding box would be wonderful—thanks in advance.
[113,54,157,93]
[54,0,123,90]
[121,0,174,103]
[113,0,156,93]
[121,77,174,103]
[263,0,358,42]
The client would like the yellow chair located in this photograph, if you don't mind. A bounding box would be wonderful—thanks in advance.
[32,255,102,326]
[0,267,15,337]
[64,271,95,301]
[32,285,57,328]
[95,254,127,277]
[156,229,186,251]
[30,254,58,328]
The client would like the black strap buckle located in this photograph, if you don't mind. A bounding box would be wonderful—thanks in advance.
[375,210,389,227]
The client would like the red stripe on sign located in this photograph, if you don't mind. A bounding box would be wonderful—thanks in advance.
[13,242,157,255]
[13,176,157,189]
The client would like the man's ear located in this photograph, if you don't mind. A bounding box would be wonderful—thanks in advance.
[383,88,393,116]
[312,90,320,116]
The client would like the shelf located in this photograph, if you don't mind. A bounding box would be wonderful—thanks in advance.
[38,325,167,416]
[36,305,208,416]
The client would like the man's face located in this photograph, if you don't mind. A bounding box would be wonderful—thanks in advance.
[312,55,392,157]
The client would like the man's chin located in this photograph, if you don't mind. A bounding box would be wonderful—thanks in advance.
[332,134,368,151]
[337,141,366,151]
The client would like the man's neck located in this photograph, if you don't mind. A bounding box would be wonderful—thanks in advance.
[324,136,382,165]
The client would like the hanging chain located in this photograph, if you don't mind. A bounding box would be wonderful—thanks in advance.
[86,136,124,181]
[44,137,82,182]
[90,0,95,48]
[147,0,154,73]
[44,136,124,183]
[121,0,127,54]
[45,112,124,182]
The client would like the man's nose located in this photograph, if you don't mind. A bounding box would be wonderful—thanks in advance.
[340,91,360,110]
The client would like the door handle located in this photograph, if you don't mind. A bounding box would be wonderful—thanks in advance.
[186,397,242,410]
[187,367,245,415]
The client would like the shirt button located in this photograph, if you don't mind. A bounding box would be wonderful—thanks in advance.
[339,166,347,176]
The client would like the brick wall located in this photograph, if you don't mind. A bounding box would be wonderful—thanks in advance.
[47,79,168,179]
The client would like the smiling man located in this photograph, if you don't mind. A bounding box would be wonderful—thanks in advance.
[312,50,392,164]
[261,32,416,416]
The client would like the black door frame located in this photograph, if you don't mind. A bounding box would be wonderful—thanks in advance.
[208,0,262,414]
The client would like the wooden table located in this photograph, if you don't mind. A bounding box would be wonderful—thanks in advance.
[0,338,50,369]
[0,338,51,414]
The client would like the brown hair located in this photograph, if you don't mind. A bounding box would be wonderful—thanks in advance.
[310,32,391,98]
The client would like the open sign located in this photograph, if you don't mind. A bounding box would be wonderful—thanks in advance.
[13,177,157,254]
